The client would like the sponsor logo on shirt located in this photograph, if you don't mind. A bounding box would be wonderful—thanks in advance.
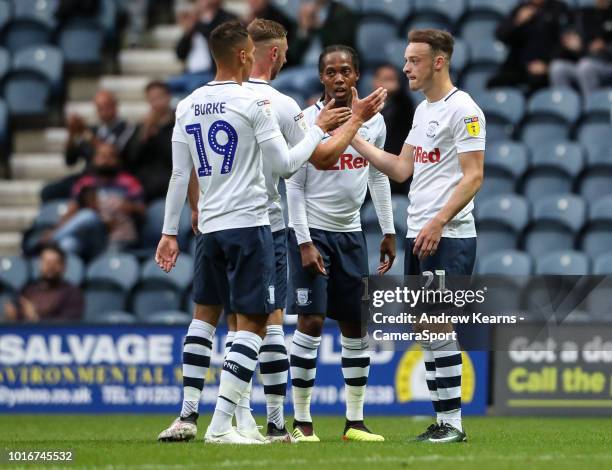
[414,146,441,164]
[257,99,272,117]
[327,153,369,171]
[464,115,480,137]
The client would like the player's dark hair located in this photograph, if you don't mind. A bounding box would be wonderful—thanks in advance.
[209,20,249,62]
[318,45,360,75]
[247,18,287,42]
[145,80,170,95]
[408,29,454,62]
[40,242,66,264]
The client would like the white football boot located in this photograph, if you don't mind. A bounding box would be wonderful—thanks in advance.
[158,416,198,442]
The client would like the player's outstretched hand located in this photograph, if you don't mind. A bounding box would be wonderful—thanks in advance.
[156,234,179,273]
[413,218,444,260]
[315,98,352,133]
[378,234,396,274]
[351,87,387,123]
[300,242,326,276]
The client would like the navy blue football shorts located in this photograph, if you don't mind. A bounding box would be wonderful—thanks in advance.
[272,228,288,311]
[193,226,275,315]
[404,237,477,276]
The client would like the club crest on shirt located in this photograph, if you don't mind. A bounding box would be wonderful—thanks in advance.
[296,288,312,306]
[464,115,480,136]
[257,99,272,117]
[358,127,371,141]
[426,120,439,138]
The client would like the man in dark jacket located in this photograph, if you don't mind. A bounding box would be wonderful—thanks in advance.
[488,0,572,93]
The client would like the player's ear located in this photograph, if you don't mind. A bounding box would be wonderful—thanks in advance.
[271,45,279,61]
[238,48,247,65]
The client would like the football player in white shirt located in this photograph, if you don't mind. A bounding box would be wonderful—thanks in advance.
[286,45,396,443]
[155,21,354,445]
[350,29,486,443]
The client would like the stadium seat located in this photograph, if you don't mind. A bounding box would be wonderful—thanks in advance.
[30,253,84,286]
[84,286,127,319]
[0,98,8,146]
[391,194,409,237]
[451,38,469,79]
[12,0,58,28]
[362,0,411,22]
[140,198,192,252]
[361,200,378,233]
[140,255,193,292]
[413,0,467,24]
[404,15,451,36]
[477,87,525,126]
[86,253,139,291]
[383,38,409,71]
[535,250,590,275]
[0,256,29,291]
[477,250,533,275]
[459,17,499,40]
[132,285,182,320]
[520,121,570,149]
[2,19,52,53]
[475,194,529,256]
[578,171,612,200]
[583,87,612,123]
[477,141,528,199]
[577,122,612,159]
[0,48,10,82]
[143,311,191,325]
[271,0,300,21]
[0,0,11,31]
[357,19,398,66]
[273,65,320,97]
[521,142,584,200]
[523,194,586,256]
[526,87,581,124]
[467,0,516,17]
[33,199,69,228]
[85,310,135,324]
[57,19,104,65]
[593,252,612,275]
[580,194,612,257]
[2,70,51,115]
[13,45,64,95]
[460,67,495,95]
[469,41,507,66]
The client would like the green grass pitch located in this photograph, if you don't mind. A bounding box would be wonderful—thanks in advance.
[1,415,612,469]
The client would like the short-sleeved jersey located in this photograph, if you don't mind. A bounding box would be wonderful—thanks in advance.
[172,80,282,234]
[243,78,309,232]
[405,88,486,238]
[288,100,387,232]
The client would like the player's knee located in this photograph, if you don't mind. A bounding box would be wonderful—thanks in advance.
[266,309,284,326]
[297,314,324,337]
[193,303,222,325]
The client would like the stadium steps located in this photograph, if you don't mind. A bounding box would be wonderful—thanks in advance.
[0,207,38,232]
[0,232,23,256]
[11,153,83,180]
[14,128,68,154]
[119,49,182,76]
[99,75,150,101]
[68,77,102,102]
[0,180,42,206]
[64,100,149,124]
[150,24,182,50]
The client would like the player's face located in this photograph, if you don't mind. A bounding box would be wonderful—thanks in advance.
[320,51,359,105]
[403,42,435,92]
[270,38,288,81]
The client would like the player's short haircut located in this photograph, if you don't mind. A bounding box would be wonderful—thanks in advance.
[318,45,360,74]
[408,29,454,61]
[247,18,287,43]
[145,80,170,95]
[209,20,249,62]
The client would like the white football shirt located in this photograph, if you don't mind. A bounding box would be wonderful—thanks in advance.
[172,80,282,234]
[405,87,486,238]
[243,78,309,232]
[287,100,395,243]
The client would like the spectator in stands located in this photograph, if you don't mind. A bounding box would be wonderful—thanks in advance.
[244,0,297,65]
[3,244,83,323]
[488,0,572,94]
[126,81,174,202]
[41,90,135,202]
[371,64,414,193]
[288,0,357,65]
[549,0,612,94]
[168,0,236,93]
[48,143,145,258]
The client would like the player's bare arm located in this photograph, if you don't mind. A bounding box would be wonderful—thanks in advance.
[413,150,484,259]
[352,138,415,182]
[187,168,199,235]
[310,87,387,170]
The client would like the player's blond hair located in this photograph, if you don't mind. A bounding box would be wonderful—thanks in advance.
[408,29,454,62]
[247,18,287,43]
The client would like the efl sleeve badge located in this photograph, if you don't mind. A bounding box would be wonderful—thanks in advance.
[463,115,480,137]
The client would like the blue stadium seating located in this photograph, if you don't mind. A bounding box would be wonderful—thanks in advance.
[527,87,582,124]
[520,121,570,149]
[0,47,10,82]
[272,65,320,97]
[140,255,193,292]
[477,250,533,275]
[0,255,29,291]
[469,41,507,66]
[583,87,612,123]
[476,87,524,140]
[521,141,584,200]
[13,45,64,95]
[86,310,135,324]
[0,0,11,31]
[2,19,52,53]
[30,253,84,286]
[579,170,612,200]
[535,250,590,275]
[12,0,58,29]
[593,252,612,275]
[33,199,69,228]
[58,19,104,65]
[84,286,127,319]
[577,122,612,159]
[459,16,499,40]
[362,0,411,22]
[86,253,139,291]
[391,194,409,236]
[271,0,300,21]
[140,198,192,252]
[413,0,467,24]
[383,38,408,71]
[475,194,529,256]
[580,195,612,257]
[2,69,51,115]
[478,141,528,199]
[143,311,191,325]
[524,194,586,256]
[460,67,495,95]
[337,0,361,12]
[132,285,182,319]
[404,15,451,36]
[357,18,398,66]
[451,38,469,78]
[0,97,8,146]
[467,0,517,17]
